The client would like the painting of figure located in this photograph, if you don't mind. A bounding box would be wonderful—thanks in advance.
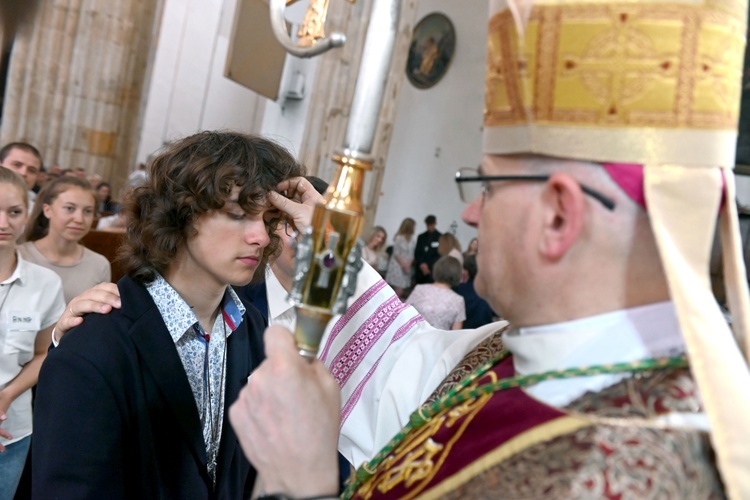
[406,13,456,90]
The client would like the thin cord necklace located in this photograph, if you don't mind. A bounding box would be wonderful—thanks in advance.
[196,312,228,486]
[197,318,228,443]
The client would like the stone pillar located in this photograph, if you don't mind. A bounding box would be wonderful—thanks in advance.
[0,0,163,190]
[298,0,419,228]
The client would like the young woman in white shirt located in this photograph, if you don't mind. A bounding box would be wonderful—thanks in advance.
[0,168,65,499]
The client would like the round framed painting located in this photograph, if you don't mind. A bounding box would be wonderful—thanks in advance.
[406,13,456,90]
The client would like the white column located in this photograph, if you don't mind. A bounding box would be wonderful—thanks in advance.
[0,0,162,189]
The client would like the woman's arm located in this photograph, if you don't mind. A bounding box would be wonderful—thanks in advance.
[0,325,52,419]
[453,300,466,331]
[50,283,122,343]
[398,256,413,272]
[0,325,53,451]
[395,252,412,270]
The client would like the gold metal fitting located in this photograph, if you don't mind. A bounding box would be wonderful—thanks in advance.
[332,152,373,171]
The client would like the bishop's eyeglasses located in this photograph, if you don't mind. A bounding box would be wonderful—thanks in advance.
[454,168,616,211]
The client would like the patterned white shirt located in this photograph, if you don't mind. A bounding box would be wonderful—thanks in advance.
[146,274,245,485]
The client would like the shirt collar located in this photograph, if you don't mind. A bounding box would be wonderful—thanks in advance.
[502,301,685,407]
[146,273,246,344]
[265,266,294,321]
[1,252,26,286]
[505,301,685,375]
[222,288,245,330]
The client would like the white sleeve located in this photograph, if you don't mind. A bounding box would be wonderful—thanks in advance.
[317,262,504,467]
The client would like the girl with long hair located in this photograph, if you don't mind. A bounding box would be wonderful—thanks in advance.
[362,225,388,274]
[20,176,110,302]
[438,232,463,265]
[385,217,416,299]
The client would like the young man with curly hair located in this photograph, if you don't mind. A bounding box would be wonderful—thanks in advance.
[31,131,312,498]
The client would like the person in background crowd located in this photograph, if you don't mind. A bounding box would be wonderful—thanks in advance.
[95,182,119,215]
[96,185,136,233]
[0,142,42,213]
[385,217,416,299]
[453,254,497,328]
[33,166,48,193]
[406,255,465,330]
[362,225,388,275]
[87,173,103,189]
[127,162,148,189]
[437,232,463,265]
[0,168,65,500]
[20,176,110,302]
[414,214,441,284]
[464,237,478,257]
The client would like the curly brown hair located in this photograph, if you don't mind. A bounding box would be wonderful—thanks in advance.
[119,131,305,284]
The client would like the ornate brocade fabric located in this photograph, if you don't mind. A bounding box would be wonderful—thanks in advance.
[421,325,508,407]
[486,3,745,130]
[439,422,723,499]
[438,368,724,499]
[482,1,746,166]
[352,338,723,499]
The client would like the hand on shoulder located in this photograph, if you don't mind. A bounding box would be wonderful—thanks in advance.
[54,282,121,343]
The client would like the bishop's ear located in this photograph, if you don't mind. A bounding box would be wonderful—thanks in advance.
[537,173,587,260]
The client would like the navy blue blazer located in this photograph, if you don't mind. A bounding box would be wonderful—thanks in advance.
[235,281,269,324]
[454,279,497,329]
[32,276,266,499]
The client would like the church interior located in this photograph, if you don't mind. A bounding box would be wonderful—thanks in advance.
[3,1,750,498]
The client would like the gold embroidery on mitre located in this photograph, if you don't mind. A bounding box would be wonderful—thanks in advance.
[357,374,497,499]
[485,3,745,131]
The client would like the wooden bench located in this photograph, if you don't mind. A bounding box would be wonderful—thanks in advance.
[81,230,127,282]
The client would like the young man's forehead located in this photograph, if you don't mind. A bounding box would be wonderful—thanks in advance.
[224,193,276,212]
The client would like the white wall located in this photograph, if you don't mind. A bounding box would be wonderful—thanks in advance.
[137,0,253,163]
[258,1,321,155]
[135,0,313,164]
[373,0,486,250]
